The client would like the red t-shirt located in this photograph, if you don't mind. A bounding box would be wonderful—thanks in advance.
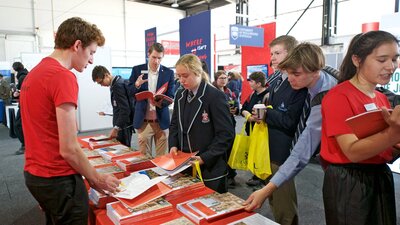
[320,81,393,164]
[20,57,79,177]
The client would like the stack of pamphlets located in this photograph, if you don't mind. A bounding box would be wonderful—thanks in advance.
[88,187,117,208]
[81,135,121,150]
[98,145,140,161]
[115,152,154,172]
[162,174,205,201]
[82,148,102,159]
[96,164,126,179]
[160,216,194,225]
[88,157,113,168]
[177,192,245,224]
[106,197,173,225]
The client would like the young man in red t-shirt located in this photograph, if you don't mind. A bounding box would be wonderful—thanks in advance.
[20,17,120,225]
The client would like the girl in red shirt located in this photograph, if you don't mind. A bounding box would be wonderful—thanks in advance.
[320,31,400,225]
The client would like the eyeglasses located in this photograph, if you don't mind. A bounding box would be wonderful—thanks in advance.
[218,77,228,80]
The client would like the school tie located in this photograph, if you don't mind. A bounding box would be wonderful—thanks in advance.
[291,93,311,149]
[273,76,283,93]
[187,90,194,103]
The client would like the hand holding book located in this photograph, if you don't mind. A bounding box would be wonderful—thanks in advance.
[345,108,393,139]
[135,82,173,105]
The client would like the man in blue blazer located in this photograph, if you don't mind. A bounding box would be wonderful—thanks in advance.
[129,43,174,156]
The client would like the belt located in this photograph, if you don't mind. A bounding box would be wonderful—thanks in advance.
[144,119,158,123]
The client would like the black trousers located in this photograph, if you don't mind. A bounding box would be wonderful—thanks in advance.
[14,109,24,146]
[323,163,396,225]
[204,176,228,194]
[24,171,89,225]
[117,127,133,147]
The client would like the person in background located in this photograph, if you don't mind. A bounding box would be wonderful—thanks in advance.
[0,74,11,105]
[130,42,174,157]
[0,73,10,127]
[249,58,307,225]
[92,65,134,147]
[240,72,268,188]
[170,54,234,193]
[20,17,120,224]
[12,62,29,155]
[244,35,299,188]
[320,31,399,225]
[227,71,242,102]
[266,35,298,89]
[244,43,338,224]
[241,72,268,134]
[201,60,209,76]
[213,70,239,187]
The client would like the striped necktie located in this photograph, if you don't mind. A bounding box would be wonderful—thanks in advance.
[273,76,283,93]
[291,93,311,149]
[187,90,194,103]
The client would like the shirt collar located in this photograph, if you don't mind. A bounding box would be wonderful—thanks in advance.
[308,70,324,98]
[148,64,160,74]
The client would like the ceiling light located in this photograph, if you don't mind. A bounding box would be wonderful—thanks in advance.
[171,0,179,8]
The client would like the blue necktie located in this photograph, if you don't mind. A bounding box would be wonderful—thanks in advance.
[291,93,311,149]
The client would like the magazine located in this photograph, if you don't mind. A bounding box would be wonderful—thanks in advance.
[345,109,392,139]
[135,82,173,105]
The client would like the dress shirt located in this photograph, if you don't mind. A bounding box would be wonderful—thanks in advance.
[270,69,337,187]
[145,65,159,118]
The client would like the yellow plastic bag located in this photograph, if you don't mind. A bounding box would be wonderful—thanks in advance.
[248,122,271,180]
[228,122,251,170]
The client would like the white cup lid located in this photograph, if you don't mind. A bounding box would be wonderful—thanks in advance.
[253,104,266,109]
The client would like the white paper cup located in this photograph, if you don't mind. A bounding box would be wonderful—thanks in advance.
[253,104,267,120]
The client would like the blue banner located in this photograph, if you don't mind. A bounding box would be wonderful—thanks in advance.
[179,11,211,75]
[229,24,264,47]
[145,27,157,62]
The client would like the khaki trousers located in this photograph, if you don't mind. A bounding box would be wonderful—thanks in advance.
[267,162,299,225]
[137,121,168,157]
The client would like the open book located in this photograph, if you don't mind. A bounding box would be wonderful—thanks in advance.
[345,109,391,139]
[135,82,173,105]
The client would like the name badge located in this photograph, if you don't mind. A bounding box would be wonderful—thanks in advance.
[140,70,148,74]
[364,103,377,111]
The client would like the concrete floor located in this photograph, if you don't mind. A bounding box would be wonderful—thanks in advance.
[0,116,399,225]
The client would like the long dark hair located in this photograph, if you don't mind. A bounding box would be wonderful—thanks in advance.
[339,31,398,83]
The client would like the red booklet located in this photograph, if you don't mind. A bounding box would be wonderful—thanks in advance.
[151,151,197,171]
[345,109,391,139]
[135,82,173,105]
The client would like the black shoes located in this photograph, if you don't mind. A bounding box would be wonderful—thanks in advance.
[15,146,25,155]
[246,177,264,187]
[228,177,236,188]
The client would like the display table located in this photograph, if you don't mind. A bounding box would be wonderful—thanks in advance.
[91,187,255,225]
[79,135,257,225]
